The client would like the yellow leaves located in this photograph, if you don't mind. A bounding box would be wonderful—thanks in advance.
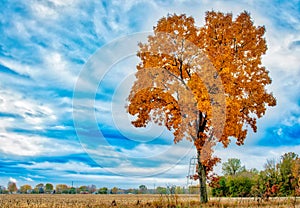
[292,158,300,180]
[127,11,276,176]
[199,10,276,145]
[154,14,198,44]
[128,87,182,138]
[187,74,212,117]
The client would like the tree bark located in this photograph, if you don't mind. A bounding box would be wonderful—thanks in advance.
[197,150,208,203]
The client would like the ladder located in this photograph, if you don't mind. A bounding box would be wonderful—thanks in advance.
[186,156,198,192]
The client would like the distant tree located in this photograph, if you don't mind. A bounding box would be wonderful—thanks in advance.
[292,158,300,196]
[278,152,299,196]
[0,186,6,194]
[292,158,300,180]
[175,186,184,194]
[7,181,17,193]
[35,183,44,188]
[79,185,88,193]
[188,185,200,194]
[126,188,138,194]
[55,184,69,194]
[263,159,279,186]
[167,185,176,194]
[139,185,147,194]
[34,183,44,193]
[68,187,76,194]
[222,158,245,176]
[45,183,54,193]
[156,186,167,194]
[98,187,108,194]
[111,187,118,194]
[117,189,125,194]
[249,168,259,174]
[88,184,97,193]
[20,184,32,194]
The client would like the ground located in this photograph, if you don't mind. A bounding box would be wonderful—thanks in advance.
[0,194,299,207]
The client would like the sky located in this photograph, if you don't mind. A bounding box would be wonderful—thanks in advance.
[0,0,299,189]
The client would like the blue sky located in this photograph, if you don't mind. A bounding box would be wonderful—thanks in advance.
[0,0,299,189]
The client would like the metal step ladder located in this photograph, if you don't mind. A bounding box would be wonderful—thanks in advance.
[186,156,198,193]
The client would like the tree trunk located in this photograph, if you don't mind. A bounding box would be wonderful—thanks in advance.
[197,150,208,203]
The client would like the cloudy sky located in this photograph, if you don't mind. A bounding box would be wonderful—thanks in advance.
[0,0,299,189]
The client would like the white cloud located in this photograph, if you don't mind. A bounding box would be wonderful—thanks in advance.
[0,58,33,78]
[18,161,101,173]
[0,132,82,156]
[0,88,57,130]
[80,138,194,178]
[31,2,58,19]
[19,176,34,182]
[49,0,78,7]
[16,138,195,179]
[30,0,80,20]
[214,144,300,174]
[9,177,17,184]
[40,51,78,89]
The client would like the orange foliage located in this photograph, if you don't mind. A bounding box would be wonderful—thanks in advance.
[127,12,276,177]
[292,158,300,196]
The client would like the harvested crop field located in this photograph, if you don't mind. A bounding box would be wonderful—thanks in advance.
[0,194,299,208]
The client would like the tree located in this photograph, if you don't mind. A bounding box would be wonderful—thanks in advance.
[34,183,44,193]
[222,158,245,176]
[7,181,17,193]
[139,184,147,194]
[264,159,279,184]
[127,12,276,203]
[156,186,167,194]
[0,186,6,194]
[292,158,300,196]
[278,152,299,195]
[126,188,138,194]
[78,185,88,194]
[167,185,176,194]
[98,187,108,194]
[45,183,54,193]
[69,187,77,194]
[211,176,228,197]
[175,186,185,194]
[55,184,69,194]
[88,184,97,193]
[20,184,32,194]
[111,187,118,194]
[212,167,258,197]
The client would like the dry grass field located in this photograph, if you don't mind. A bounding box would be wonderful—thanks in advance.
[0,194,299,208]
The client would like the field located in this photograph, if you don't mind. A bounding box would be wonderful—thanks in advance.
[0,194,300,208]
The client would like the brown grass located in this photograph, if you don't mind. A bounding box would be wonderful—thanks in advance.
[0,194,299,208]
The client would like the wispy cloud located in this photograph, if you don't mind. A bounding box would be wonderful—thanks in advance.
[19,176,34,182]
[0,132,82,156]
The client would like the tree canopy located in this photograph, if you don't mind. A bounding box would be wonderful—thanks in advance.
[222,158,245,176]
[127,11,276,203]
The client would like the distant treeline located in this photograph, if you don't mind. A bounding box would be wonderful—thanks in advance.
[1,152,299,198]
[0,183,191,195]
